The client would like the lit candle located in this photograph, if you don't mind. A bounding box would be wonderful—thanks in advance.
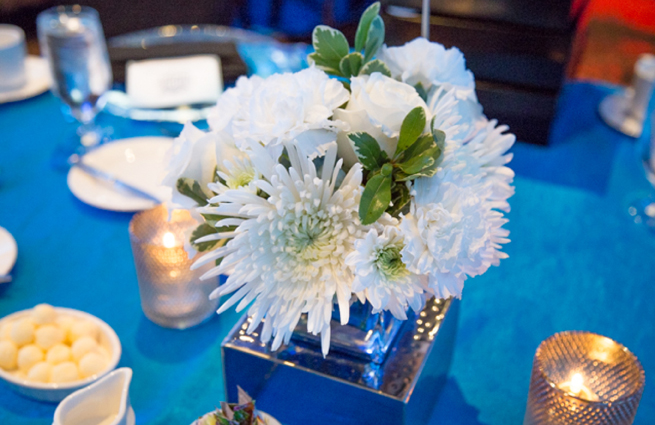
[558,372,598,402]
[129,205,220,329]
[524,331,645,425]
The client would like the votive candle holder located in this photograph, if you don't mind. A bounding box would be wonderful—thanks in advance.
[524,331,645,425]
[129,205,218,329]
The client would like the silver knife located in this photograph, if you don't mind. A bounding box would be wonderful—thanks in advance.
[69,154,162,204]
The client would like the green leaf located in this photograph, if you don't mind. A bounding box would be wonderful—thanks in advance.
[395,106,427,156]
[339,52,364,78]
[307,52,340,75]
[176,177,210,206]
[359,59,392,77]
[355,2,381,52]
[312,25,349,69]
[414,82,428,102]
[433,128,446,152]
[190,223,227,252]
[397,135,442,177]
[364,15,385,62]
[387,182,411,217]
[348,132,389,171]
[359,173,392,225]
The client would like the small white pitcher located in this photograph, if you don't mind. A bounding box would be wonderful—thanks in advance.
[53,368,135,425]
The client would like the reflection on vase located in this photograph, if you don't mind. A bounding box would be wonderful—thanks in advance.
[291,299,405,365]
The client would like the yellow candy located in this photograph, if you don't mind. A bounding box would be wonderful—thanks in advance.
[50,361,79,383]
[71,336,98,362]
[46,344,72,365]
[0,322,13,340]
[35,325,65,350]
[10,319,35,347]
[78,352,108,378]
[17,344,44,372]
[56,316,76,343]
[0,340,18,370]
[27,361,52,383]
[69,321,98,343]
[32,304,57,325]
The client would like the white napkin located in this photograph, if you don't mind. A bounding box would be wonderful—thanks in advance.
[126,54,223,109]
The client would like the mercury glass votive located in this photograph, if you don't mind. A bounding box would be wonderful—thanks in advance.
[129,205,219,329]
[524,331,645,425]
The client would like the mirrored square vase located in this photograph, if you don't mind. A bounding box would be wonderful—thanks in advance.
[222,297,460,425]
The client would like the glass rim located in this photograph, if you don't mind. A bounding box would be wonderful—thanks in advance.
[38,4,100,19]
[534,330,645,405]
[128,205,193,248]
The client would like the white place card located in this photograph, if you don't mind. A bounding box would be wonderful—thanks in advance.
[126,54,223,109]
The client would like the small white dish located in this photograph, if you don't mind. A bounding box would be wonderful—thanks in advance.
[191,410,280,425]
[0,226,17,275]
[0,56,50,104]
[67,136,173,212]
[0,307,122,403]
[54,367,134,425]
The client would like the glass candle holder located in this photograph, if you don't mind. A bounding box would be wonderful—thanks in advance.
[129,205,219,329]
[524,331,645,425]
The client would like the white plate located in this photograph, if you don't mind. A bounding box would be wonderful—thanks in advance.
[67,137,173,212]
[0,226,17,275]
[0,56,50,104]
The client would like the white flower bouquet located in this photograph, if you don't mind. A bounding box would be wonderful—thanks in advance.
[163,3,515,355]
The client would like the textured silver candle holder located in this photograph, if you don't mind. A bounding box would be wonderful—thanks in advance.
[129,205,218,329]
[524,331,645,425]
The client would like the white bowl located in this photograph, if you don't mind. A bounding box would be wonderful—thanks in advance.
[0,307,122,402]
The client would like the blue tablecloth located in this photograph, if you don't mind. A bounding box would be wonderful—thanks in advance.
[1,80,654,425]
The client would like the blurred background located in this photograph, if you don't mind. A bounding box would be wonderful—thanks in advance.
[1,0,655,144]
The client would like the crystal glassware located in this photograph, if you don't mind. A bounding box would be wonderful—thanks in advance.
[524,331,645,425]
[37,5,112,149]
[129,205,219,329]
[628,110,655,230]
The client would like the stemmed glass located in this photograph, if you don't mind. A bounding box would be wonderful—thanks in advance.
[37,5,112,151]
[628,112,655,230]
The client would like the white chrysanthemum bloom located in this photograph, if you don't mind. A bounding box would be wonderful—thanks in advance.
[210,67,349,160]
[399,119,514,299]
[447,119,516,211]
[193,142,364,356]
[346,219,426,320]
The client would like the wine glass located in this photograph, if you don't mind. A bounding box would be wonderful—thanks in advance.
[37,5,112,150]
[628,112,655,230]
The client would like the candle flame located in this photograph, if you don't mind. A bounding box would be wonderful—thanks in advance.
[570,373,584,394]
[163,232,176,248]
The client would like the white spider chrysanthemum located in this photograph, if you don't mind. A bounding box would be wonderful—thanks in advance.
[346,219,426,320]
[193,142,364,356]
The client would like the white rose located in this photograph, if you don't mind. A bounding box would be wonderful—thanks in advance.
[334,73,429,167]
[162,122,218,208]
[379,38,475,97]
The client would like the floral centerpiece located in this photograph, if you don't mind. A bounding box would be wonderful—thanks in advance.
[163,3,515,356]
